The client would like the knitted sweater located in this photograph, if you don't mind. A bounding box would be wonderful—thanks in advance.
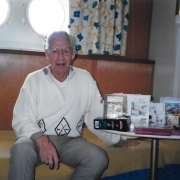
[12,66,121,144]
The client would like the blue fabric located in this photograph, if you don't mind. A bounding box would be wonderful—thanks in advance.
[101,164,180,180]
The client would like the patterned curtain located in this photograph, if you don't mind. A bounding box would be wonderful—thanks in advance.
[68,0,130,56]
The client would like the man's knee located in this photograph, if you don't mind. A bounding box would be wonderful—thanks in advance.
[10,137,37,163]
[9,138,37,180]
[94,147,108,168]
[86,145,109,170]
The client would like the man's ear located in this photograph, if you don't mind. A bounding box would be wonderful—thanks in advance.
[45,49,50,60]
[71,48,76,60]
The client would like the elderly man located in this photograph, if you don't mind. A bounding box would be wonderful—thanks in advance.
[8,31,138,180]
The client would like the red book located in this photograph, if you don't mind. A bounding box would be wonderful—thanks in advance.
[135,125,172,136]
[171,129,180,135]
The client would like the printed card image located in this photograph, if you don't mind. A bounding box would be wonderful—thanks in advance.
[164,103,180,126]
[127,95,151,126]
[149,103,165,125]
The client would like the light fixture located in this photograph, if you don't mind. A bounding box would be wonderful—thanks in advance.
[175,0,180,25]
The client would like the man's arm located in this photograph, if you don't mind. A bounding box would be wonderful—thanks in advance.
[123,140,140,147]
[84,80,122,144]
[84,78,140,147]
[113,138,140,147]
[13,83,60,169]
[12,82,42,138]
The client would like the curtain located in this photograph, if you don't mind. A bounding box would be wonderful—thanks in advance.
[68,0,130,56]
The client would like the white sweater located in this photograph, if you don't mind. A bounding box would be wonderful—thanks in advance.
[12,66,121,144]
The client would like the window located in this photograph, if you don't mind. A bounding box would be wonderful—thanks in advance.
[0,0,11,28]
[27,0,69,36]
[0,0,69,51]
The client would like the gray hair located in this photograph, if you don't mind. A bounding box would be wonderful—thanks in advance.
[69,34,76,49]
[45,31,76,49]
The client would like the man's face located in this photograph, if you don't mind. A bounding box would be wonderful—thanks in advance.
[45,35,75,81]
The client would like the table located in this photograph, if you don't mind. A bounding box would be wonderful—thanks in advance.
[102,130,180,180]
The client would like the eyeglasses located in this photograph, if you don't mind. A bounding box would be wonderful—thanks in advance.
[48,48,72,57]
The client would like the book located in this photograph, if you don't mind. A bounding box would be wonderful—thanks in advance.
[149,102,165,125]
[135,125,172,136]
[94,117,129,132]
[127,95,151,126]
[171,125,180,135]
[171,129,180,135]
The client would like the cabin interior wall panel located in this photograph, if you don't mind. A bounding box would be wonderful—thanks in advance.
[72,58,93,74]
[95,60,154,96]
[126,0,153,59]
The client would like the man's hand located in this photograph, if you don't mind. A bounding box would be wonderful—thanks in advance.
[36,136,60,170]
[123,140,140,147]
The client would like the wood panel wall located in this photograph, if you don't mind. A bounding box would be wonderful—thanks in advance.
[0,53,154,130]
[0,0,154,129]
[126,0,153,59]
[73,55,155,96]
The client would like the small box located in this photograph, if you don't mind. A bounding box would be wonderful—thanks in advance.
[94,117,129,132]
[104,94,127,118]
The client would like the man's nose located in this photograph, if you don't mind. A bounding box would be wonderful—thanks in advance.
[57,50,64,57]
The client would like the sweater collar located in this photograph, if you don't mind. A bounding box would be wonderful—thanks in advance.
[43,65,75,81]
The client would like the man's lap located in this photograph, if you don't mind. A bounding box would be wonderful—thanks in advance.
[11,135,107,168]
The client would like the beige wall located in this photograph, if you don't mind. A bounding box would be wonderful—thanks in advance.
[149,0,180,102]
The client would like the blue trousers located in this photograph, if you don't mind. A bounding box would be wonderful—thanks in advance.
[8,135,108,180]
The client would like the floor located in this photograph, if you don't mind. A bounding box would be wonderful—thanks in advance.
[101,164,180,180]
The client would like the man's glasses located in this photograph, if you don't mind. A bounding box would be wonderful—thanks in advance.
[48,48,72,57]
